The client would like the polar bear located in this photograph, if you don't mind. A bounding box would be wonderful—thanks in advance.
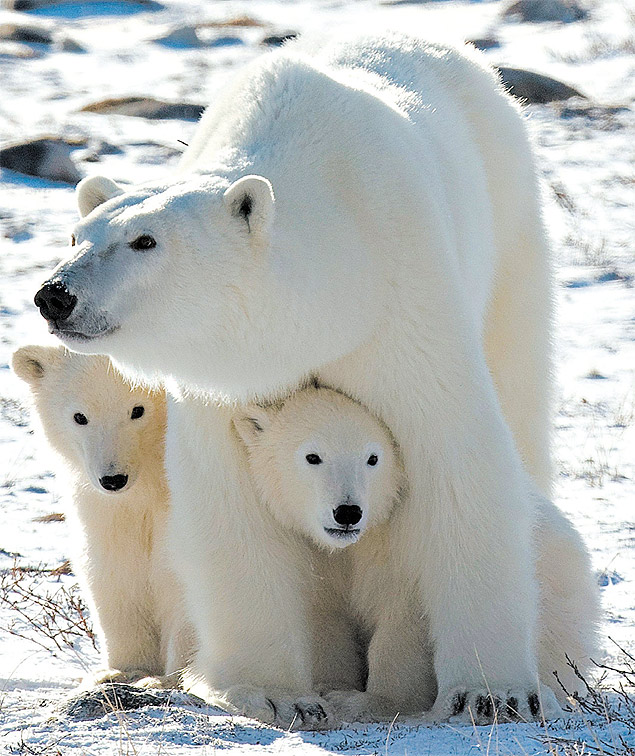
[12,345,192,688]
[33,32,601,724]
[233,386,402,551]
[236,386,601,722]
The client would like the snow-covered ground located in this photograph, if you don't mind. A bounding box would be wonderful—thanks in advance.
[0,0,633,753]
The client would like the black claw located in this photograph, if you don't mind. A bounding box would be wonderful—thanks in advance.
[475,694,493,721]
[266,698,278,722]
[307,704,326,721]
[506,696,520,720]
[293,703,306,724]
[528,692,540,718]
[295,703,327,723]
[451,691,467,715]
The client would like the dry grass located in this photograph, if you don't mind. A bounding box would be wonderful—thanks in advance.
[541,645,635,755]
[0,560,96,656]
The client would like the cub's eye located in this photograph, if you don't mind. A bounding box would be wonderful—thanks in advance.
[305,453,322,465]
[367,454,378,466]
[129,235,156,251]
[73,412,88,425]
[131,405,145,420]
[70,234,76,247]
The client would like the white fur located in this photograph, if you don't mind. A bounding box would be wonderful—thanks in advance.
[234,387,401,551]
[40,32,600,723]
[12,345,192,687]
[238,387,600,722]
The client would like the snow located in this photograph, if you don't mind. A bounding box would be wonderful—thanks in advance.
[1,0,634,752]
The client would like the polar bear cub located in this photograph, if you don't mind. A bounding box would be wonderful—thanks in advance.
[12,345,191,687]
[234,386,402,552]
[236,386,601,723]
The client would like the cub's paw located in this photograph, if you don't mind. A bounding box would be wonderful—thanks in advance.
[84,668,158,688]
[323,689,392,723]
[216,685,338,731]
[430,684,562,725]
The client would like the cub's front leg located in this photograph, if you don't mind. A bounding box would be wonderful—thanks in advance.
[326,588,436,723]
[165,397,333,728]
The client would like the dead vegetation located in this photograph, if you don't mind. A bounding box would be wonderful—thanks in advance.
[542,644,635,755]
[0,560,96,656]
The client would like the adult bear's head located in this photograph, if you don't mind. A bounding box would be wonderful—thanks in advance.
[35,172,380,400]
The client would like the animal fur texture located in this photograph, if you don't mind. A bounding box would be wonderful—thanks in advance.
[34,32,601,727]
[12,345,192,687]
[237,386,601,723]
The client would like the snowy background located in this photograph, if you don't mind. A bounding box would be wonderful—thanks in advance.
[0,0,633,752]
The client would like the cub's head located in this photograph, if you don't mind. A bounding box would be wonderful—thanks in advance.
[234,387,402,550]
[12,344,166,496]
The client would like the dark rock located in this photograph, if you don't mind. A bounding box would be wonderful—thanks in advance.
[61,683,208,721]
[502,0,588,23]
[5,0,162,12]
[0,138,81,183]
[468,37,500,51]
[0,15,54,44]
[262,32,298,47]
[80,96,205,121]
[496,66,584,103]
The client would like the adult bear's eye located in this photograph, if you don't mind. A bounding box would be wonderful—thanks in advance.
[306,453,322,465]
[73,412,88,425]
[367,454,378,466]
[131,405,145,420]
[130,235,156,251]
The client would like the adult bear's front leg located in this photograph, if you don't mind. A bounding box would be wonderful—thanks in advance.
[164,395,317,712]
[398,387,557,722]
[321,317,557,724]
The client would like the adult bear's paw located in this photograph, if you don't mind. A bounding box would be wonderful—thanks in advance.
[217,685,339,730]
[430,684,562,725]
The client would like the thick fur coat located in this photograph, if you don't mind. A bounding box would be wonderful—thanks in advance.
[12,346,191,686]
[35,33,600,726]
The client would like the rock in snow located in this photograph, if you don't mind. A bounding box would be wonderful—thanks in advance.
[61,683,208,721]
[80,96,205,120]
[502,0,589,23]
[0,138,81,183]
[496,66,585,103]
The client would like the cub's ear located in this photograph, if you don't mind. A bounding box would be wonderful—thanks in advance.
[233,406,273,448]
[76,175,123,218]
[223,175,275,238]
[12,345,64,386]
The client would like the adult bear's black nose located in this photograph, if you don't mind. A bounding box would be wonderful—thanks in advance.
[99,474,128,492]
[34,282,77,323]
[333,504,362,527]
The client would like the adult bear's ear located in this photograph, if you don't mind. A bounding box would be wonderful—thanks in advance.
[12,345,63,386]
[76,175,123,218]
[223,175,275,238]
[233,406,273,447]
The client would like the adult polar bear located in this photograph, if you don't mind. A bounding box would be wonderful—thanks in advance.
[35,33,568,724]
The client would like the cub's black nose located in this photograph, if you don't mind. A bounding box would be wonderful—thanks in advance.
[99,474,128,492]
[333,504,362,527]
[34,282,77,323]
